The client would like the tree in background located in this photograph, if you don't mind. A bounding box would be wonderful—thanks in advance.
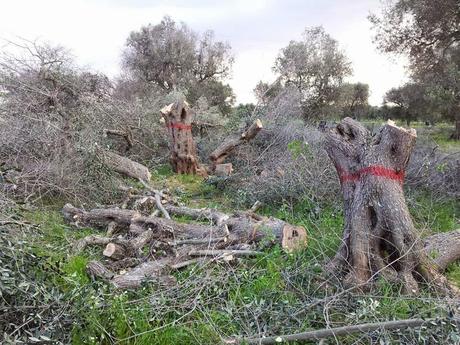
[122,16,235,115]
[337,82,369,119]
[253,79,283,107]
[274,26,352,119]
[383,83,430,126]
[370,0,460,138]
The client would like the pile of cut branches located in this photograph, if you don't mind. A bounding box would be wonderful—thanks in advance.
[62,186,307,289]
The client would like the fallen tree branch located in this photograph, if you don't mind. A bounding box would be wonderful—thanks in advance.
[189,249,263,257]
[425,229,460,271]
[164,205,229,225]
[75,235,113,252]
[97,148,151,182]
[62,203,307,289]
[209,119,263,169]
[231,318,437,344]
[103,128,133,151]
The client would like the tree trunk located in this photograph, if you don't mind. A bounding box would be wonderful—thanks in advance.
[323,118,455,295]
[160,100,205,175]
[452,118,460,140]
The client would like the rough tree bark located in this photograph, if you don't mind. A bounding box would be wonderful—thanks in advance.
[160,100,205,175]
[97,148,151,182]
[323,118,456,294]
[209,119,263,172]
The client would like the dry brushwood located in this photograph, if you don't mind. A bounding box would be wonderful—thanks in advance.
[62,201,307,289]
[160,100,206,176]
[209,119,263,172]
[323,118,458,295]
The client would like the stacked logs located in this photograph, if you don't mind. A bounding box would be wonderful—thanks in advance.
[63,197,307,289]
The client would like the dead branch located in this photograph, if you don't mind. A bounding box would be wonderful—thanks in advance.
[97,148,151,182]
[209,119,263,169]
[232,318,437,344]
[188,249,263,257]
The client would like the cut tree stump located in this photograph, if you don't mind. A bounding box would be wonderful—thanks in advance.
[209,119,263,171]
[322,118,457,295]
[161,100,205,176]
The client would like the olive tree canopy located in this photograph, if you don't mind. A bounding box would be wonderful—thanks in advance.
[122,16,234,114]
[370,0,460,138]
[274,26,352,119]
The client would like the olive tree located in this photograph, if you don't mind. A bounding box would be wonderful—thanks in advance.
[274,26,352,119]
[383,83,430,126]
[122,16,234,114]
[338,82,369,119]
[370,0,460,138]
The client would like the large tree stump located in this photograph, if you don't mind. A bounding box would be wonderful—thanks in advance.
[323,118,455,294]
[160,100,204,175]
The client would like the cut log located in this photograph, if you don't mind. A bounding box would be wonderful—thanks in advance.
[112,259,175,289]
[424,229,460,272]
[164,205,229,225]
[103,243,127,260]
[322,118,457,295]
[98,148,151,181]
[63,203,139,228]
[63,204,307,252]
[75,235,113,252]
[189,249,263,257]
[209,119,263,169]
[161,100,205,175]
[87,260,114,281]
[214,163,233,176]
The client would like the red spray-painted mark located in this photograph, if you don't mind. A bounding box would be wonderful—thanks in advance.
[337,165,405,184]
[167,122,192,131]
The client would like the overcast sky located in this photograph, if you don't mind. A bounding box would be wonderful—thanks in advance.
[0,0,408,105]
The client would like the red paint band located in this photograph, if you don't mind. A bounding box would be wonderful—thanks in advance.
[167,122,192,130]
[338,165,405,184]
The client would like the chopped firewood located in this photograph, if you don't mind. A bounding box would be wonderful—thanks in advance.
[62,202,307,289]
[103,243,127,260]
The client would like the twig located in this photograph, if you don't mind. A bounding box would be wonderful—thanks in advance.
[137,179,171,219]
[188,249,262,257]
[169,258,207,270]
[154,191,171,219]
[169,237,227,246]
